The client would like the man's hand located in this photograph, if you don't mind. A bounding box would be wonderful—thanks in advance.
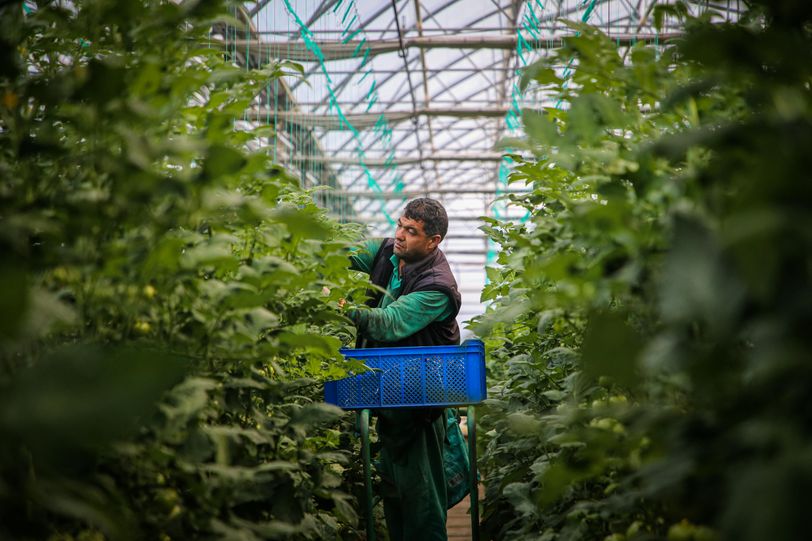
[323,286,347,311]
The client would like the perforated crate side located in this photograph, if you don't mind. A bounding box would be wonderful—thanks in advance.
[325,340,486,410]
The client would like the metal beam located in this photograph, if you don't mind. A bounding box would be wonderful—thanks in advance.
[291,57,444,94]
[329,100,504,180]
[248,0,273,17]
[303,0,343,29]
[212,32,682,61]
[300,66,516,75]
[385,78,504,153]
[386,125,504,133]
[248,107,511,129]
[333,215,525,224]
[253,26,586,35]
[335,115,501,189]
[289,99,505,106]
[291,152,504,166]
[327,188,529,198]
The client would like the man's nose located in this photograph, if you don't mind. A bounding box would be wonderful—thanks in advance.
[395,227,404,240]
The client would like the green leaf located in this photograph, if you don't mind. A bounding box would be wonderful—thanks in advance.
[22,287,77,339]
[660,217,746,333]
[331,493,358,526]
[503,482,536,517]
[277,331,341,356]
[0,267,28,340]
[77,58,128,105]
[1,345,188,462]
[580,311,643,387]
[202,143,246,180]
[181,241,239,271]
[507,412,543,435]
[269,207,331,240]
[541,390,567,402]
[523,109,559,147]
[239,307,280,333]
[290,403,344,427]
[520,58,560,92]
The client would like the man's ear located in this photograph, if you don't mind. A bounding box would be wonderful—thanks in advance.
[428,235,442,250]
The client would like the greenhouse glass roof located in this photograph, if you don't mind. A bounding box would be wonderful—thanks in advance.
[232,0,744,326]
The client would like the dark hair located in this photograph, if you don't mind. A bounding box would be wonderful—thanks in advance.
[403,198,449,239]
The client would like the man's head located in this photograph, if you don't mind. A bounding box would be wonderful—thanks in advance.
[393,198,449,262]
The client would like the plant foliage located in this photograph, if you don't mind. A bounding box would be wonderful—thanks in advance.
[473,1,812,540]
[0,1,370,539]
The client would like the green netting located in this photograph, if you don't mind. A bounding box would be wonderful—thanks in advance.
[488,0,617,267]
[225,1,406,228]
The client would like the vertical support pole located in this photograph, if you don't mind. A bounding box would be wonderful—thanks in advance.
[360,409,375,541]
[467,405,479,540]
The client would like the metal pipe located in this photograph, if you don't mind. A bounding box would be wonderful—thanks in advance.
[210,32,683,61]
[331,215,522,223]
[468,405,479,540]
[360,409,375,541]
[289,152,505,166]
[328,188,529,197]
[248,107,511,129]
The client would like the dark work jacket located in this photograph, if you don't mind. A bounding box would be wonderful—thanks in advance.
[357,238,462,349]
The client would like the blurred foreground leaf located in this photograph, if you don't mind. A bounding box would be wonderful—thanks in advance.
[0,344,188,465]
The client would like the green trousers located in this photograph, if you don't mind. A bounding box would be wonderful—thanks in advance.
[376,408,448,541]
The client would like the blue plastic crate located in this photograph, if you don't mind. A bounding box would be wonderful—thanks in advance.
[324,340,486,410]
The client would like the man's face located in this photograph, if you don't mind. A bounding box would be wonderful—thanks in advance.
[393,215,441,262]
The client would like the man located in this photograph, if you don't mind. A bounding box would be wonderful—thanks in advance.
[348,198,461,541]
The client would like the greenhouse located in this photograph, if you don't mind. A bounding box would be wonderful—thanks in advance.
[2,0,810,541]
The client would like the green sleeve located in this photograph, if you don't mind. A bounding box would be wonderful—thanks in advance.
[352,290,455,342]
[349,238,383,274]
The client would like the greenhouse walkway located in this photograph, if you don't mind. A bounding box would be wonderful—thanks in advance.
[446,484,485,539]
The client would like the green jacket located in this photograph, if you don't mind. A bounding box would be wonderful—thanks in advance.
[349,238,454,342]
